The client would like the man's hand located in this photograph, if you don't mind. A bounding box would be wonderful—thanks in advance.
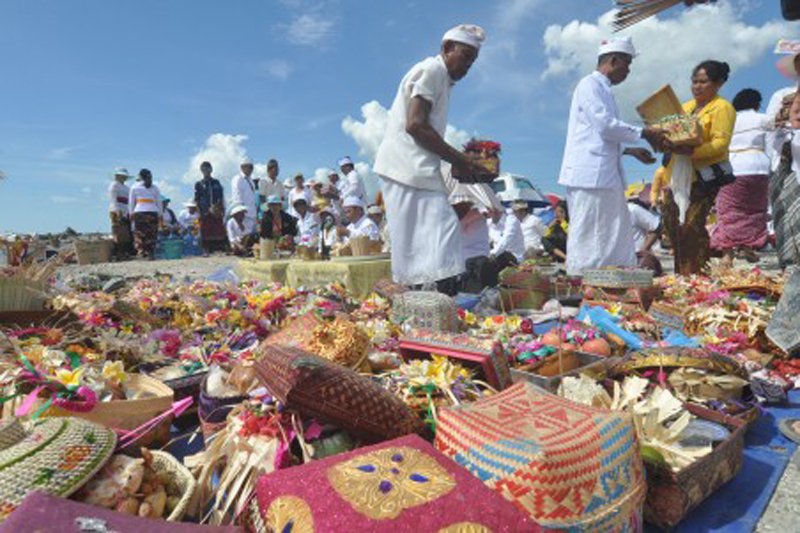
[642,126,668,152]
[624,147,656,164]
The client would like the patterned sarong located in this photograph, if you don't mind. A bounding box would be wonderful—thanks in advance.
[770,144,800,268]
[662,183,719,275]
[109,212,133,258]
[200,213,228,252]
[710,174,769,251]
[132,212,159,258]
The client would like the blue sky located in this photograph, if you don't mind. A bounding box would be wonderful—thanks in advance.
[0,0,795,233]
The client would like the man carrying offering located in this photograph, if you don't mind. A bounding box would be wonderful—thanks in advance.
[558,36,665,276]
[374,24,493,294]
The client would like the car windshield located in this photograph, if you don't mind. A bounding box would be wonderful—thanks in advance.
[514,178,534,190]
[490,181,506,193]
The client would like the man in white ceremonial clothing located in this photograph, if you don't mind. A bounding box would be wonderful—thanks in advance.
[340,196,380,243]
[487,208,525,262]
[338,157,366,202]
[558,36,665,276]
[373,23,493,295]
[231,157,258,229]
[512,200,547,255]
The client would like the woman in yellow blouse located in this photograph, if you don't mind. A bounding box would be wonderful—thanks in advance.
[661,60,736,275]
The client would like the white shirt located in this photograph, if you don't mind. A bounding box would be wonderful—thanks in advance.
[766,86,795,171]
[128,183,162,216]
[288,187,312,218]
[258,177,285,201]
[460,209,490,261]
[319,226,339,252]
[108,181,130,214]
[231,172,258,224]
[346,215,380,242]
[295,211,320,245]
[559,71,642,190]
[226,217,255,247]
[374,55,453,192]
[519,214,547,252]
[729,110,771,177]
[627,202,661,251]
[341,170,366,201]
[178,209,199,230]
[487,213,525,261]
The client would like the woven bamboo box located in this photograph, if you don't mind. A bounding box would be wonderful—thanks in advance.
[398,328,512,390]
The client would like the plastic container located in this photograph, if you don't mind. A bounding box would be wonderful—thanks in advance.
[161,238,184,260]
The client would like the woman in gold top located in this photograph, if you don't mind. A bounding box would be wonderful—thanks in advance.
[661,60,736,275]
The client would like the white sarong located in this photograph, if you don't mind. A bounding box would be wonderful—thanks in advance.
[565,186,636,276]
[380,176,464,285]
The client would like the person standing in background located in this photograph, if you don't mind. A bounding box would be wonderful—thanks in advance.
[194,161,228,254]
[258,159,284,207]
[108,167,133,259]
[128,168,162,260]
[231,157,258,230]
[338,156,366,202]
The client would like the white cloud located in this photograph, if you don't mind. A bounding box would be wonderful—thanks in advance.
[283,14,335,47]
[261,59,293,81]
[182,133,250,185]
[541,4,797,120]
[155,179,179,202]
[47,147,76,160]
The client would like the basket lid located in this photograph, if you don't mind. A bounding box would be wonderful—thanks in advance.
[0,417,116,520]
[637,85,684,123]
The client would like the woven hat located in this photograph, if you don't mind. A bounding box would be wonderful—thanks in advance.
[0,417,116,519]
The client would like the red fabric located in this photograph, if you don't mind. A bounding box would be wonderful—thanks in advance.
[710,174,770,250]
[253,434,537,532]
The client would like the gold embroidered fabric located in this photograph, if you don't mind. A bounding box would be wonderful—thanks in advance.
[265,495,315,533]
[327,446,456,519]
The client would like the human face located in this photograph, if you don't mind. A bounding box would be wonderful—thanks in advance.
[442,42,479,81]
[691,68,721,106]
[295,202,307,216]
[241,164,253,176]
[344,206,361,223]
[234,211,246,224]
[268,164,279,179]
[369,213,383,226]
[269,203,281,215]
[294,177,304,188]
[607,54,632,85]
[555,205,566,221]
[201,165,212,179]
[329,174,339,185]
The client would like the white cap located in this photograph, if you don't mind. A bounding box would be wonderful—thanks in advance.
[114,167,129,177]
[240,157,254,166]
[442,24,486,50]
[338,156,354,167]
[266,195,282,204]
[367,205,383,215]
[183,200,197,208]
[598,36,637,58]
[343,196,365,209]
[230,204,248,216]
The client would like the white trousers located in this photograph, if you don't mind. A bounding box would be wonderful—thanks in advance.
[566,186,636,276]
[380,176,465,285]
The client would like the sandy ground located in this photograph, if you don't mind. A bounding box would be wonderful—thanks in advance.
[55,251,797,529]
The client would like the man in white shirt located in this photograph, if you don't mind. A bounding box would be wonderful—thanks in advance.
[451,193,493,292]
[338,157,366,202]
[288,173,312,218]
[341,196,380,243]
[292,198,320,247]
[178,201,200,232]
[258,159,284,207]
[373,24,492,294]
[512,200,547,256]
[231,157,259,229]
[487,209,525,262]
[226,204,257,256]
[108,167,133,259]
[558,36,665,276]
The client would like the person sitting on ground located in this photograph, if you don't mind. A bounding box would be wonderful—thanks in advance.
[293,197,320,247]
[367,204,391,252]
[487,208,525,262]
[512,200,547,258]
[626,183,663,276]
[226,204,258,256]
[160,197,180,234]
[259,195,298,241]
[542,200,569,262]
[339,196,380,243]
[178,201,200,233]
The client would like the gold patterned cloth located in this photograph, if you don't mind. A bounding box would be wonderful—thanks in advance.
[250,434,537,532]
[236,259,293,285]
[286,258,392,299]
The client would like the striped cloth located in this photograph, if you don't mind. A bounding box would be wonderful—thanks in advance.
[770,143,800,268]
[434,383,645,531]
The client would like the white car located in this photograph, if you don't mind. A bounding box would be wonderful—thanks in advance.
[490,173,549,207]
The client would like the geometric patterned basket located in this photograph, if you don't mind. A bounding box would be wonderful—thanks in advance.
[391,291,459,332]
[0,417,116,521]
[435,383,646,532]
[583,268,653,289]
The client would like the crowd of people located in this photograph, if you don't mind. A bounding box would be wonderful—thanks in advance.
[106,23,800,296]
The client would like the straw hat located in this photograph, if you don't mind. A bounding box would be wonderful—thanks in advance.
[0,417,116,516]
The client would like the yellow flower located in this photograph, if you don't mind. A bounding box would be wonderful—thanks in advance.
[102,361,127,385]
[55,368,85,388]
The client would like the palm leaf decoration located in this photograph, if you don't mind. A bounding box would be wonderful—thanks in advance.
[613,0,717,31]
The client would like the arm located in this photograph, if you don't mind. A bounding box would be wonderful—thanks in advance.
[641,229,659,252]
[692,101,736,161]
[579,79,642,144]
[128,188,136,217]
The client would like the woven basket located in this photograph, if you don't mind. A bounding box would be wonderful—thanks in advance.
[296,245,319,261]
[391,291,459,333]
[198,376,247,443]
[74,240,113,265]
[0,277,47,312]
[637,84,683,122]
[643,405,746,528]
[258,239,275,260]
[582,268,653,289]
[150,450,197,521]
[349,236,376,257]
[0,419,26,451]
